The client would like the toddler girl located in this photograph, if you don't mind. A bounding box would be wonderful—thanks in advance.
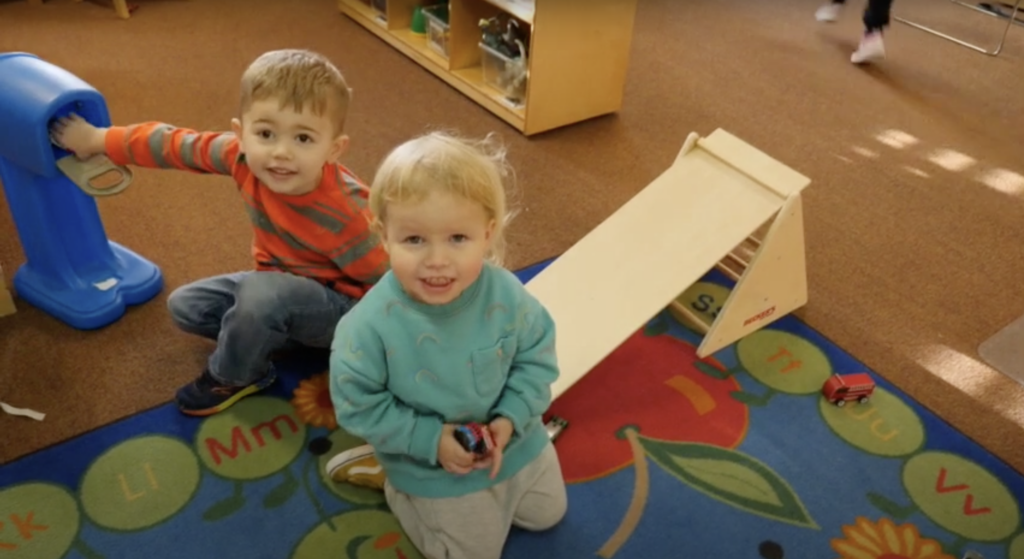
[327,131,567,559]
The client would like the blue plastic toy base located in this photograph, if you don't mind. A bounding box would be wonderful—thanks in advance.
[13,241,163,330]
[0,51,164,330]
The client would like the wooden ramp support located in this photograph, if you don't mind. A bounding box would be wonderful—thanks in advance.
[526,128,811,400]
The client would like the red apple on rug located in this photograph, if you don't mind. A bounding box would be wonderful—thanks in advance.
[547,328,749,483]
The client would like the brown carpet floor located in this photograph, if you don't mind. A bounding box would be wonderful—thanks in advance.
[2,0,1023,470]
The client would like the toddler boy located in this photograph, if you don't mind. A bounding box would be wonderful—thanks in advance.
[50,49,388,416]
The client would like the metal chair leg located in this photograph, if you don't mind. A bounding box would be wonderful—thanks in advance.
[893,0,1022,56]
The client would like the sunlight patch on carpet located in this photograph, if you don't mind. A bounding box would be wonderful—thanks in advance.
[874,129,920,150]
[903,166,930,178]
[910,343,1024,420]
[926,148,976,172]
[851,146,880,159]
[978,168,1024,196]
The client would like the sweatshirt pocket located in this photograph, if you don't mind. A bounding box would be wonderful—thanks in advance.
[471,336,516,398]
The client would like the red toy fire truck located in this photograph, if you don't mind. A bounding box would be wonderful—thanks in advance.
[821,373,876,406]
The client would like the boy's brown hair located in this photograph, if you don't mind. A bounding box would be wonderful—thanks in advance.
[239,49,352,135]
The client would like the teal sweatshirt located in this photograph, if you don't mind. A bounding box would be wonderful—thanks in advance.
[329,263,558,498]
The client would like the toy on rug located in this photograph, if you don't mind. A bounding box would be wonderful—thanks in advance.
[544,415,569,442]
[821,372,875,406]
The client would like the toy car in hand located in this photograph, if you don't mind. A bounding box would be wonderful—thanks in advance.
[454,423,495,457]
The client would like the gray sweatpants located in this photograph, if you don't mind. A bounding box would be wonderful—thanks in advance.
[384,442,567,559]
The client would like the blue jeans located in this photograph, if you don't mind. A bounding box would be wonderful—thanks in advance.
[167,271,355,386]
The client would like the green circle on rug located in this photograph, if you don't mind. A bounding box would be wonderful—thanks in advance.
[736,330,833,394]
[903,451,1020,541]
[819,386,924,457]
[194,396,307,480]
[670,281,732,329]
[0,482,80,559]
[79,435,199,531]
[291,509,423,559]
[317,429,385,505]
[1009,531,1024,559]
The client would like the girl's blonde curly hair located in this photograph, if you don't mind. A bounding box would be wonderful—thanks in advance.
[369,131,516,266]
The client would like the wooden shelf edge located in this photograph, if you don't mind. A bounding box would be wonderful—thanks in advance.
[339,0,527,132]
[449,74,527,131]
[391,28,451,71]
[479,0,534,23]
[339,0,387,30]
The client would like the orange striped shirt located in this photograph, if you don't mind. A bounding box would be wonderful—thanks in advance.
[105,122,388,298]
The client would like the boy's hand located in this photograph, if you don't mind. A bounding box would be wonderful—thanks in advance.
[484,416,513,479]
[50,114,107,159]
[437,424,475,475]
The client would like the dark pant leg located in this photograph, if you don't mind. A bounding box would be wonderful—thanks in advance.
[167,272,248,340]
[171,271,354,386]
[207,271,354,385]
[863,0,894,31]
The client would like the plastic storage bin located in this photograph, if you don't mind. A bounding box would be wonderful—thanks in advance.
[423,4,450,58]
[479,42,528,105]
[371,0,386,20]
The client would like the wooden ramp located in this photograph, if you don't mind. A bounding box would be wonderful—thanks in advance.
[525,129,811,400]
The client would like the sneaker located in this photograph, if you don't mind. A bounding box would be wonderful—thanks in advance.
[851,31,885,64]
[176,368,276,416]
[815,3,843,22]
[326,444,386,490]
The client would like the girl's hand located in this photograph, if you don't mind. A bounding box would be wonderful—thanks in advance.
[485,417,514,479]
[437,424,475,475]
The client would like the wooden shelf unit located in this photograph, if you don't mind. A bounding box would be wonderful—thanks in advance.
[337,0,639,135]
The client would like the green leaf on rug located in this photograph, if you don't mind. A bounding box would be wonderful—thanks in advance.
[730,389,772,406]
[867,491,917,520]
[263,472,300,509]
[203,482,246,521]
[73,538,107,559]
[347,535,372,559]
[639,437,818,529]
[693,360,728,379]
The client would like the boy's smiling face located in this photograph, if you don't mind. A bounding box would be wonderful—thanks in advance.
[232,98,349,196]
